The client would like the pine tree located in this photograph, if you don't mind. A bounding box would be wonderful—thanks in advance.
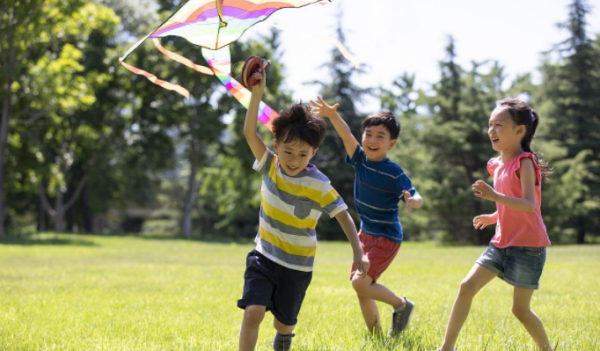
[313,16,371,240]
[421,37,501,244]
[540,0,600,243]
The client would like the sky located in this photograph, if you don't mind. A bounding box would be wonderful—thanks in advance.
[248,0,600,111]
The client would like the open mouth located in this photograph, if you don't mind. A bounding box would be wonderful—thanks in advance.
[491,138,499,143]
[287,165,299,172]
[367,146,379,151]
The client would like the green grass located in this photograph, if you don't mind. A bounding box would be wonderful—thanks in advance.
[1,234,599,350]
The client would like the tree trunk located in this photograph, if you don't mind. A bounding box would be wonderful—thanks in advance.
[38,189,46,232]
[81,182,94,233]
[54,190,65,232]
[39,176,87,233]
[66,202,76,232]
[0,0,17,238]
[577,217,586,244]
[0,89,10,238]
[182,140,201,238]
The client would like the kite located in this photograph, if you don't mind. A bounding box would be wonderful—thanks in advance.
[119,0,359,130]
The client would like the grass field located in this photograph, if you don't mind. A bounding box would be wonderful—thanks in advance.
[1,233,599,350]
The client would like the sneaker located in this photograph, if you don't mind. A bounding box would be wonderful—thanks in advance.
[390,297,414,336]
[273,332,295,351]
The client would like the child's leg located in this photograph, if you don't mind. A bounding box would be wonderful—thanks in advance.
[352,273,405,309]
[357,290,380,333]
[272,318,295,351]
[440,264,497,351]
[512,287,552,350]
[239,305,267,351]
[352,273,405,332]
[273,317,295,334]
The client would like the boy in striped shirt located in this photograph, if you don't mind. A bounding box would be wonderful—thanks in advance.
[312,96,424,337]
[239,72,369,351]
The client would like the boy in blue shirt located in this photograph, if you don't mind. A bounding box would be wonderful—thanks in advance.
[312,96,424,336]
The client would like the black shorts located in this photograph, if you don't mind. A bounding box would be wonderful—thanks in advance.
[237,250,312,326]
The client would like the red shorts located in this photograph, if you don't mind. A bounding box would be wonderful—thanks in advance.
[350,230,401,281]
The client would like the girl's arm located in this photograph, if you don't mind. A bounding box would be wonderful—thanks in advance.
[334,210,369,277]
[243,74,268,161]
[473,158,537,214]
[473,211,498,230]
[311,96,359,157]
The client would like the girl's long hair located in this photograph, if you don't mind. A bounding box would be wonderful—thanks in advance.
[497,98,552,179]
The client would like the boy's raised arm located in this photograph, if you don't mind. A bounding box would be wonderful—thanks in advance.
[243,73,268,161]
[311,96,359,158]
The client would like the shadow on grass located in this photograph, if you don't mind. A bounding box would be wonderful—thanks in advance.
[0,233,98,247]
[1,231,255,246]
[100,232,257,245]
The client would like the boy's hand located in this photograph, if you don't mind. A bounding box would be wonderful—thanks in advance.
[403,190,414,213]
[353,252,370,278]
[310,96,339,119]
[473,214,496,230]
[251,71,266,97]
[472,180,498,202]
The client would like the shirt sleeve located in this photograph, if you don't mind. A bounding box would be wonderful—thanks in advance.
[253,149,275,175]
[396,171,417,201]
[345,144,363,167]
[487,158,496,178]
[515,153,542,186]
[319,184,348,218]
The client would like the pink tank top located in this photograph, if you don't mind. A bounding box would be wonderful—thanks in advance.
[487,152,550,248]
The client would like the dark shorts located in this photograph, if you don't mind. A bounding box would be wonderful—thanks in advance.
[349,231,401,282]
[237,250,312,326]
[476,243,546,290]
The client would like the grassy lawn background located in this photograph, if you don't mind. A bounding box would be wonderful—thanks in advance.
[1,234,599,350]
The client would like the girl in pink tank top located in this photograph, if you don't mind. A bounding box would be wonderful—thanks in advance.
[436,99,554,351]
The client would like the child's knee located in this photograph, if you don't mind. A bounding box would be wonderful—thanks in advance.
[351,276,369,294]
[511,304,532,320]
[243,305,266,326]
[273,318,295,334]
[458,279,479,297]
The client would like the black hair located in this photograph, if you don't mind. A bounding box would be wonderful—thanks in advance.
[272,102,326,149]
[361,111,400,139]
[497,98,552,178]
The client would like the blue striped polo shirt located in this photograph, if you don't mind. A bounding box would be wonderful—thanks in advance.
[346,145,417,243]
[253,149,347,272]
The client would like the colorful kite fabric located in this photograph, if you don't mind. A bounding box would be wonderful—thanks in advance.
[120,0,347,131]
[202,47,278,130]
[121,0,324,63]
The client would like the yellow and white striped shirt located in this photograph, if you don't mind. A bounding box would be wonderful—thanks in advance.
[253,150,347,272]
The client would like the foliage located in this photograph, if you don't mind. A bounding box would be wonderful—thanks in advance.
[2,0,599,244]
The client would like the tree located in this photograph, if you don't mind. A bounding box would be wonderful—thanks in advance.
[420,37,501,244]
[21,2,120,232]
[1,0,66,235]
[314,16,371,240]
[538,0,600,243]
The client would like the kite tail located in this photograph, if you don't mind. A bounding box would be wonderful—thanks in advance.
[119,59,190,99]
[152,39,215,76]
[201,47,277,131]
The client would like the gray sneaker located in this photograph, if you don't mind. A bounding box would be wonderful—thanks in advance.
[273,332,295,351]
[390,298,414,336]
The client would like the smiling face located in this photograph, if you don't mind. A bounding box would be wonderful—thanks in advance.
[488,108,526,152]
[274,139,317,176]
[361,124,397,161]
